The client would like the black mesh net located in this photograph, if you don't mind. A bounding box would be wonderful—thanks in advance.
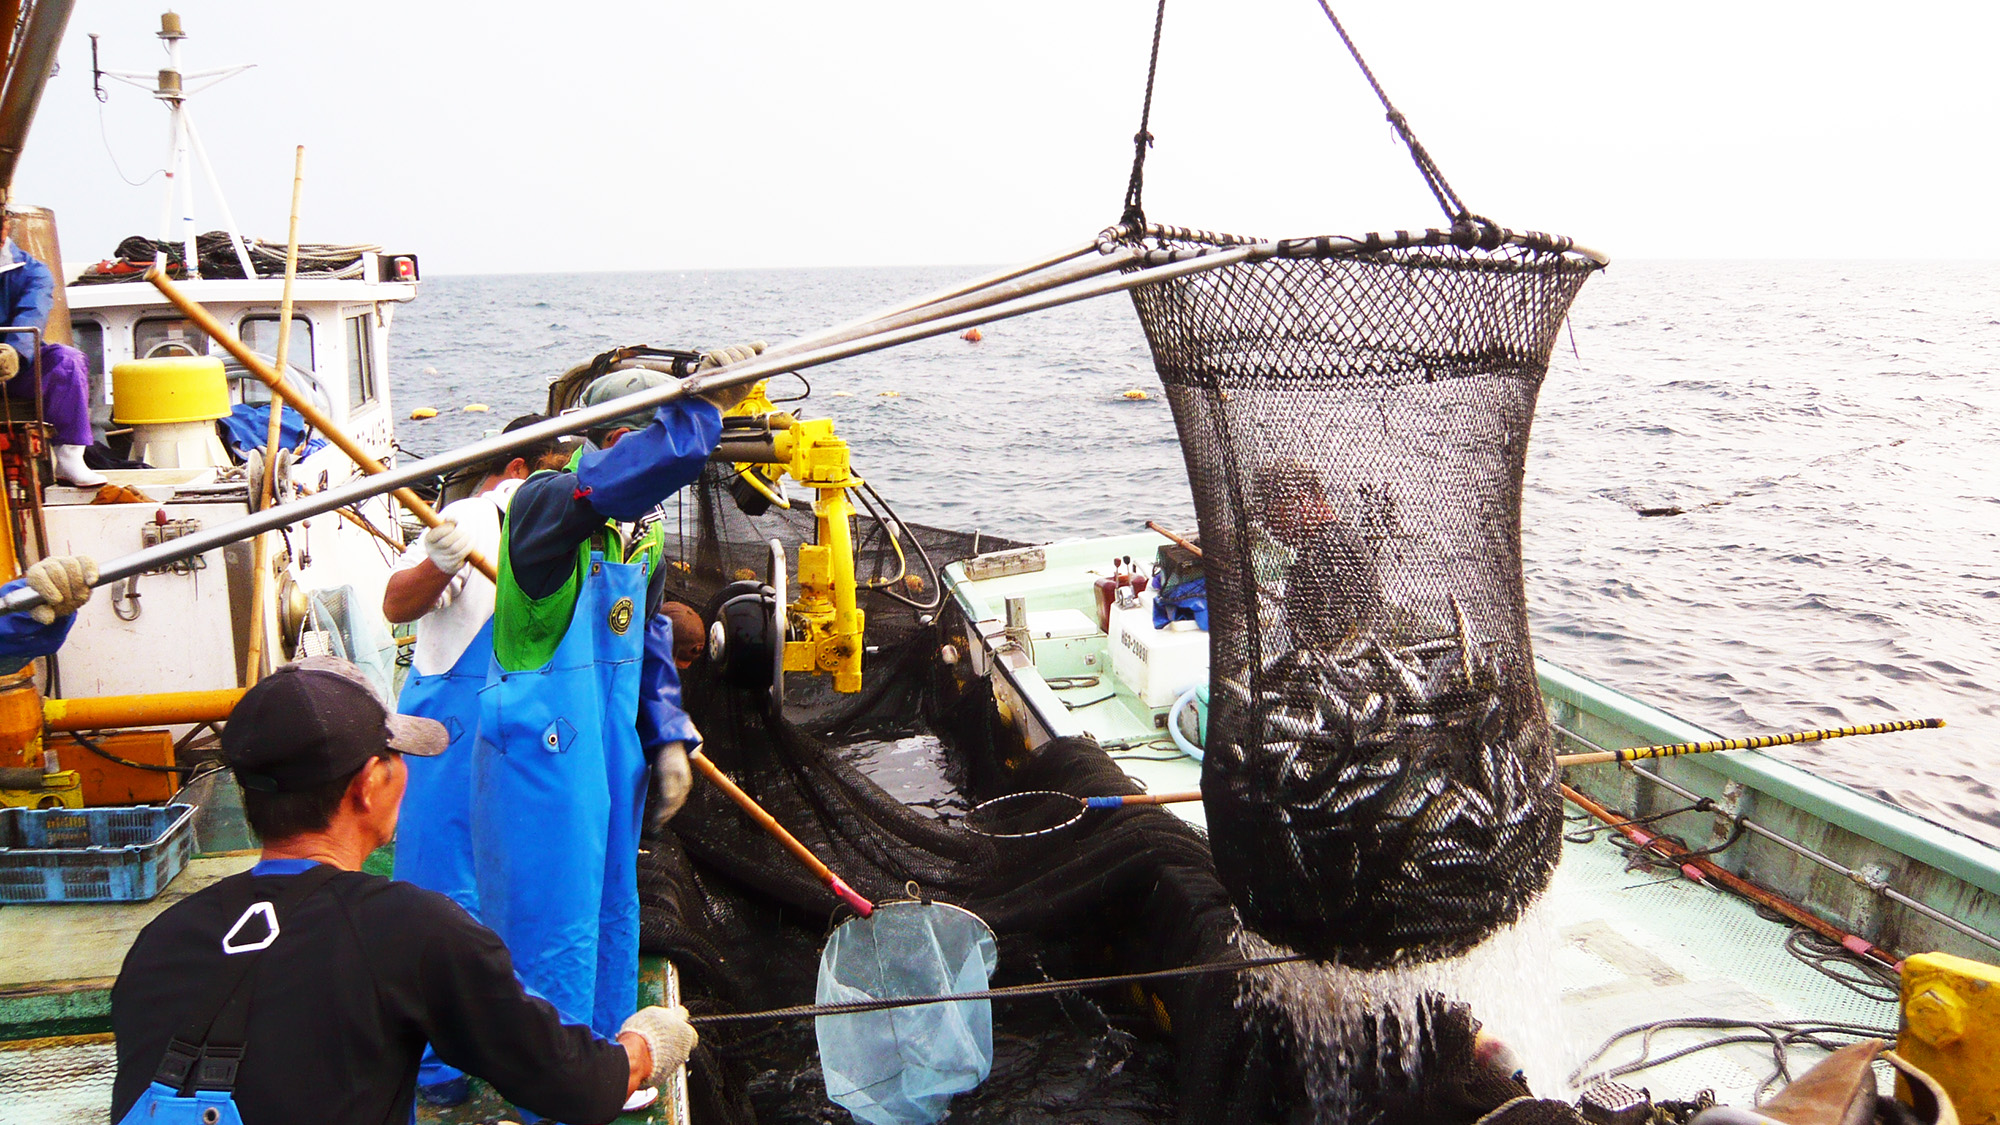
[1127,226,1602,967]
[639,461,1536,1123]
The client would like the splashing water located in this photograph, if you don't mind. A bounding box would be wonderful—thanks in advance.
[1236,895,1571,1122]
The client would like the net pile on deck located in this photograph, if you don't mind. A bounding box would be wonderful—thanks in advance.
[634,463,1534,1123]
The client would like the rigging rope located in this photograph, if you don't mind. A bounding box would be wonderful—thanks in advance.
[1309,0,1477,226]
[687,951,1313,1026]
[1118,0,1170,230]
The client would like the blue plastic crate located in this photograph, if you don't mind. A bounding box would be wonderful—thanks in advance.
[0,804,197,903]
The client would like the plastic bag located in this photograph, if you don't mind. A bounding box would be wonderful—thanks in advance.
[816,900,998,1125]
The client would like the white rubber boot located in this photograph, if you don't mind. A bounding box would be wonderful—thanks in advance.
[53,445,107,488]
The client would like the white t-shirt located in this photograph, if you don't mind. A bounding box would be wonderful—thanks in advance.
[392,477,524,675]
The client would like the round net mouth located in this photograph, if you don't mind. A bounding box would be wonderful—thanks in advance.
[960,790,1088,839]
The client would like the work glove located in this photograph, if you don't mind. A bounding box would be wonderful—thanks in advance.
[696,341,767,412]
[649,740,693,831]
[621,1004,698,1087]
[23,554,98,625]
[0,343,18,381]
[422,520,473,575]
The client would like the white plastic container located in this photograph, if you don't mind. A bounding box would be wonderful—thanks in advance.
[1108,592,1209,708]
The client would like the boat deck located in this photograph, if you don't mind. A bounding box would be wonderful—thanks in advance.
[943,529,1908,1104]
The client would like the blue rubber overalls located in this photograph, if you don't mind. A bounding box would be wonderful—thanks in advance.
[471,542,650,1039]
[392,618,494,1091]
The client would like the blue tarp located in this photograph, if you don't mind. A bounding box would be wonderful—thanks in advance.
[1153,577,1208,631]
[219,404,327,460]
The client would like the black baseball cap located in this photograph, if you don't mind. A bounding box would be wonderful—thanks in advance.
[223,657,446,793]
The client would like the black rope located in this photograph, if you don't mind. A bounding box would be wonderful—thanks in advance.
[688,951,1311,1026]
[1118,0,1170,231]
[70,731,187,774]
[1311,1,1478,227]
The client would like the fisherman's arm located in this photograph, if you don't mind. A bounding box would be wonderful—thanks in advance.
[381,521,475,623]
[415,898,685,1124]
[0,556,97,668]
[0,256,53,370]
[503,397,722,599]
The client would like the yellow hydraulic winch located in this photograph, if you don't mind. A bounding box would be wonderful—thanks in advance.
[1897,950,2000,1123]
[717,388,866,694]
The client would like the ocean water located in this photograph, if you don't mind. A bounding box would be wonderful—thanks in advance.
[391,260,2000,849]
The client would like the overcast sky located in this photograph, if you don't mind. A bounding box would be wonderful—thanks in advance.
[13,1,1997,273]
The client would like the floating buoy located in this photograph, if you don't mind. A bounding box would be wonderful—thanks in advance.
[464,403,490,413]
[962,327,983,343]
[1121,389,1151,400]
[409,407,438,420]
[423,366,438,376]
[878,391,901,398]
[831,390,853,397]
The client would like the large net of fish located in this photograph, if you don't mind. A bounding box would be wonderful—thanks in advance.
[638,462,1533,1123]
[1127,227,1601,968]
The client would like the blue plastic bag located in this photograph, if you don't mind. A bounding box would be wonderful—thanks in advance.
[816,900,998,1125]
[1153,577,1208,631]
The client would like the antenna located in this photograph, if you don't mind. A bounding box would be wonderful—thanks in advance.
[93,11,258,280]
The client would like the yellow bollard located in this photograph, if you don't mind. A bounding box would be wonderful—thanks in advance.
[1897,950,1999,1121]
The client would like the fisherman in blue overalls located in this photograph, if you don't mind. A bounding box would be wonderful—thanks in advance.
[0,554,99,667]
[378,414,562,1105]
[474,342,761,1117]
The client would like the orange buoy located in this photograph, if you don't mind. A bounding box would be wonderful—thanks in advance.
[962,327,983,343]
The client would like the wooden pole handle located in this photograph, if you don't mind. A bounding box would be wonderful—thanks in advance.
[1146,520,1202,558]
[688,749,873,917]
[144,268,499,582]
[1087,789,1203,808]
[1555,718,1944,767]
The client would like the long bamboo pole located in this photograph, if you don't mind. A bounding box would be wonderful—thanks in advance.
[243,146,306,684]
[0,239,1271,617]
[144,268,497,582]
[688,748,874,918]
[1553,719,1943,767]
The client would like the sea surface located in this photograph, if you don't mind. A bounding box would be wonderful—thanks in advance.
[391,260,2000,849]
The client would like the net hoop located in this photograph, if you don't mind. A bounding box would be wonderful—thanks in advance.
[960,790,1090,840]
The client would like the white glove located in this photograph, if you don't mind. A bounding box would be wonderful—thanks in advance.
[422,520,473,575]
[0,343,18,381]
[23,555,98,625]
[697,341,767,412]
[621,1004,697,1086]
[650,741,693,831]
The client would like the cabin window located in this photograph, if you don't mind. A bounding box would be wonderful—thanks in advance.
[72,320,111,437]
[345,314,376,409]
[240,315,314,370]
[134,317,209,359]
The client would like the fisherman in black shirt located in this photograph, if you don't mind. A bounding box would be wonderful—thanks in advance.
[110,657,697,1125]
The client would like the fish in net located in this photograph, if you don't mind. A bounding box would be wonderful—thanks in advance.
[1126,224,1603,967]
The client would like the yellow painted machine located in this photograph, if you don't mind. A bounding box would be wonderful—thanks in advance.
[711,383,868,695]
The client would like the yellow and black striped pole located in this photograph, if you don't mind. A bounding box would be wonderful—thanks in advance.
[1555,718,1945,768]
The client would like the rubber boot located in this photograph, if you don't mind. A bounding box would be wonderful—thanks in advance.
[53,445,107,488]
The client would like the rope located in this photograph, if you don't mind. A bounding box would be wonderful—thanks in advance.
[687,952,1312,1027]
[1118,0,1170,230]
[1568,1017,1897,1105]
[1310,1,1476,226]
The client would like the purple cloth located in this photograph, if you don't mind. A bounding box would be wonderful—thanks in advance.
[0,342,92,446]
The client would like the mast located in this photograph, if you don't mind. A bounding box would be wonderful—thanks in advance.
[97,11,256,279]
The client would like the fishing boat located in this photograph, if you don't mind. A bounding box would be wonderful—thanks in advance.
[0,5,1992,1125]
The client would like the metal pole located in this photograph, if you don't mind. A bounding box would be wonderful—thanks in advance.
[763,246,1138,364]
[776,236,1113,356]
[0,240,1267,615]
[181,112,259,280]
[0,0,75,192]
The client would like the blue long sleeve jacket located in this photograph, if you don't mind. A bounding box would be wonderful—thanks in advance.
[0,240,55,357]
[637,614,700,749]
[0,577,74,669]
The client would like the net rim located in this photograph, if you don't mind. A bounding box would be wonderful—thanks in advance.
[1102,220,1608,271]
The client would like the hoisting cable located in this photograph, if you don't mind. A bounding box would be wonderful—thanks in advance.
[687,951,1312,1027]
[1311,0,1478,226]
[1118,0,1171,231]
